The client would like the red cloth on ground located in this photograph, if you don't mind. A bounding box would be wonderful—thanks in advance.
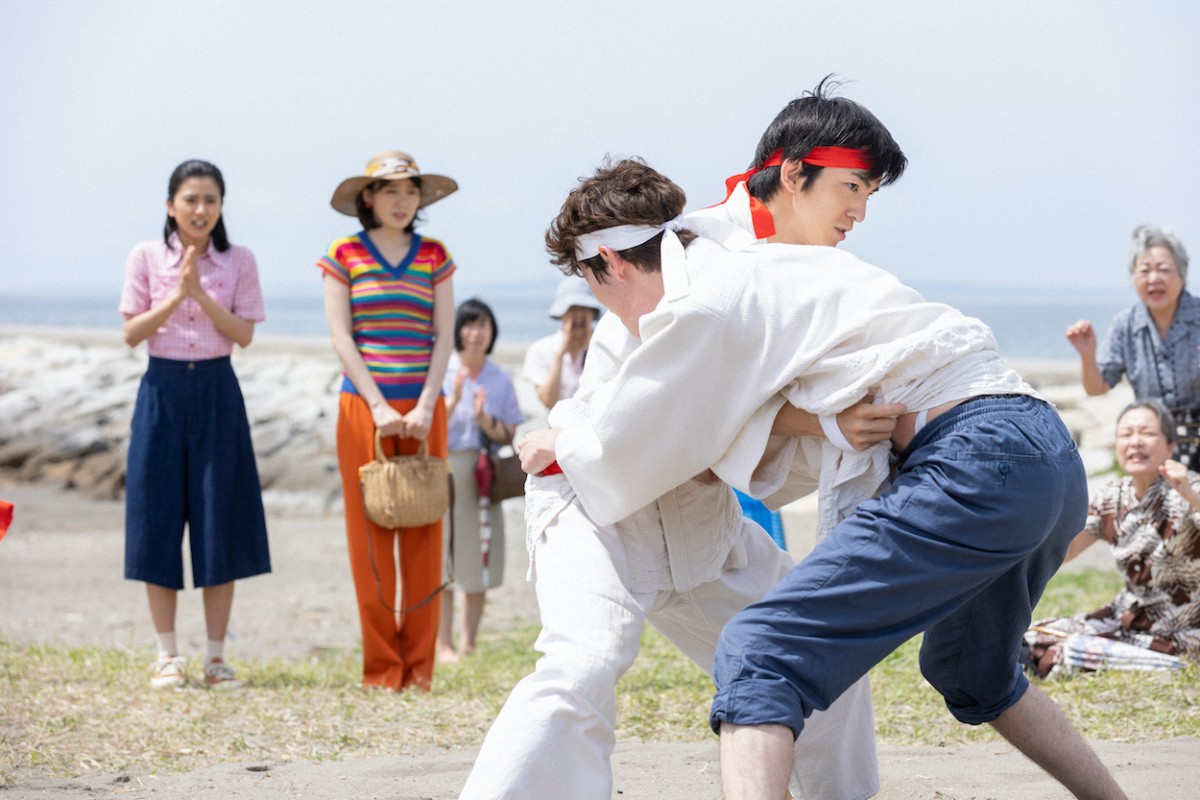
[0,500,12,541]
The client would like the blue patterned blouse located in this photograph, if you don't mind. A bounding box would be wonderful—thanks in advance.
[1098,291,1200,410]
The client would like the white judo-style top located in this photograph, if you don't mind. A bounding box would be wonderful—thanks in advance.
[556,184,1037,536]
[532,308,748,595]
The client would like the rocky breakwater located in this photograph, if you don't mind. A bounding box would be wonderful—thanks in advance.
[0,328,541,516]
[0,326,1128,527]
[0,329,346,514]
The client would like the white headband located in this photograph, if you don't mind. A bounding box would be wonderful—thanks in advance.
[574,220,683,261]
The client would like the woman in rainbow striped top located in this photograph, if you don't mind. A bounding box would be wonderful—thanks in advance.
[319,150,458,692]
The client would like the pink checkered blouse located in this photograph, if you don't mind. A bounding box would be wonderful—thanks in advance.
[119,234,266,360]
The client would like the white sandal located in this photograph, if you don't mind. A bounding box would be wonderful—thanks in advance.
[203,658,243,690]
[150,655,187,690]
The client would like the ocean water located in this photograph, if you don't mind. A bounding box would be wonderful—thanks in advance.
[0,282,1129,362]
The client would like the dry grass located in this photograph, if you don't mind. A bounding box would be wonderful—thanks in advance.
[3,567,1199,787]
[0,622,711,786]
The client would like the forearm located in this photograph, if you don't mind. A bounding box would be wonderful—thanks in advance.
[413,277,455,415]
[771,403,823,436]
[330,330,387,408]
[1178,490,1200,514]
[770,396,903,452]
[1078,355,1110,396]
[193,291,255,347]
[1062,530,1095,563]
[536,359,565,409]
[417,335,453,413]
[122,295,183,348]
[478,413,516,445]
[324,276,386,409]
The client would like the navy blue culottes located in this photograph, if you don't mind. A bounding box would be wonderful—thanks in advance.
[124,356,271,589]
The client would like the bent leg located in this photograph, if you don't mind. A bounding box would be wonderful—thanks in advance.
[460,498,650,800]
[990,684,1128,800]
[714,398,1096,796]
[720,722,794,800]
[714,400,1083,735]
[650,521,878,800]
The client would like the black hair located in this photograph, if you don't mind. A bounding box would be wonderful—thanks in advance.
[163,159,230,252]
[356,177,424,233]
[746,75,908,203]
[454,297,499,354]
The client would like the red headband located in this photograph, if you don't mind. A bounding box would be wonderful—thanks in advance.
[723,147,875,196]
[799,146,875,170]
[720,146,875,238]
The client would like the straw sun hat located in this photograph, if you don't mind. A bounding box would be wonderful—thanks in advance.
[330,150,458,216]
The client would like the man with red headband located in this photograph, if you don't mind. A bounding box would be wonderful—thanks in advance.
[517,143,1126,800]
[460,86,908,800]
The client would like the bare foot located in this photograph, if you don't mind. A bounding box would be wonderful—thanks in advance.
[437,646,461,664]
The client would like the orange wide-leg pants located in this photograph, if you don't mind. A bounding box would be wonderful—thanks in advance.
[337,393,447,691]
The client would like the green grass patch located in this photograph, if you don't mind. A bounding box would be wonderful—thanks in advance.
[2,565,1197,785]
[870,566,1198,744]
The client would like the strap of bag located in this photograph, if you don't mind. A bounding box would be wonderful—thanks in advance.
[360,434,454,617]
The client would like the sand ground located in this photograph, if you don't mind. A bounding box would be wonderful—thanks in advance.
[1,478,1197,799]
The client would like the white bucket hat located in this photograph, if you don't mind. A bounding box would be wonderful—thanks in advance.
[547,276,604,319]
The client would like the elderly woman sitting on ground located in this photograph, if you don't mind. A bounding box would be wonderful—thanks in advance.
[1025,400,1200,677]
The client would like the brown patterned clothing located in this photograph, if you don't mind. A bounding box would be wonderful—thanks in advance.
[1028,473,1200,675]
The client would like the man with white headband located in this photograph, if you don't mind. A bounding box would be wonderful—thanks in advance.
[459,86,908,800]
[516,148,1127,798]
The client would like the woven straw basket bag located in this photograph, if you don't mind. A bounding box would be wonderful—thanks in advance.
[358,431,452,529]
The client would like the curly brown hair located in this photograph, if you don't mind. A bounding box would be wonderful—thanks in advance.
[545,158,695,282]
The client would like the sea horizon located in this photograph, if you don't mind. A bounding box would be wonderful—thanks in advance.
[2,280,1130,362]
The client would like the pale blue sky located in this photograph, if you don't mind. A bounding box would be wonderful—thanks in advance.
[2,1,1197,301]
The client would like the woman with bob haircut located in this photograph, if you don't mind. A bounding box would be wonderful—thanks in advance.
[437,298,523,663]
[319,150,457,691]
[1067,225,1200,465]
[120,158,271,691]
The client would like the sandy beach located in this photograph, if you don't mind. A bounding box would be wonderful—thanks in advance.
[2,326,1197,798]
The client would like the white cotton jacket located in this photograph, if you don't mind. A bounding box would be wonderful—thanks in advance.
[531,309,748,594]
[555,185,1036,533]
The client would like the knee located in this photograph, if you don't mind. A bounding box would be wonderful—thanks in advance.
[713,615,754,688]
[532,628,638,707]
[919,650,1026,725]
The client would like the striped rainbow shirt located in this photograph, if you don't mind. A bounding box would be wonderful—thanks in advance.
[318,232,456,399]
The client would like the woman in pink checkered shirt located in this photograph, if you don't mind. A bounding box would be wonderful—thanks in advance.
[119,159,272,692]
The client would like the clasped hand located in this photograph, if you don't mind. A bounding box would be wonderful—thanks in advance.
[173,245,208,303]
[372,403,432,440]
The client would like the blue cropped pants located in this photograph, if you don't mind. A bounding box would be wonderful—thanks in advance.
[711,395,1087,735]
[124,356,270,590]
